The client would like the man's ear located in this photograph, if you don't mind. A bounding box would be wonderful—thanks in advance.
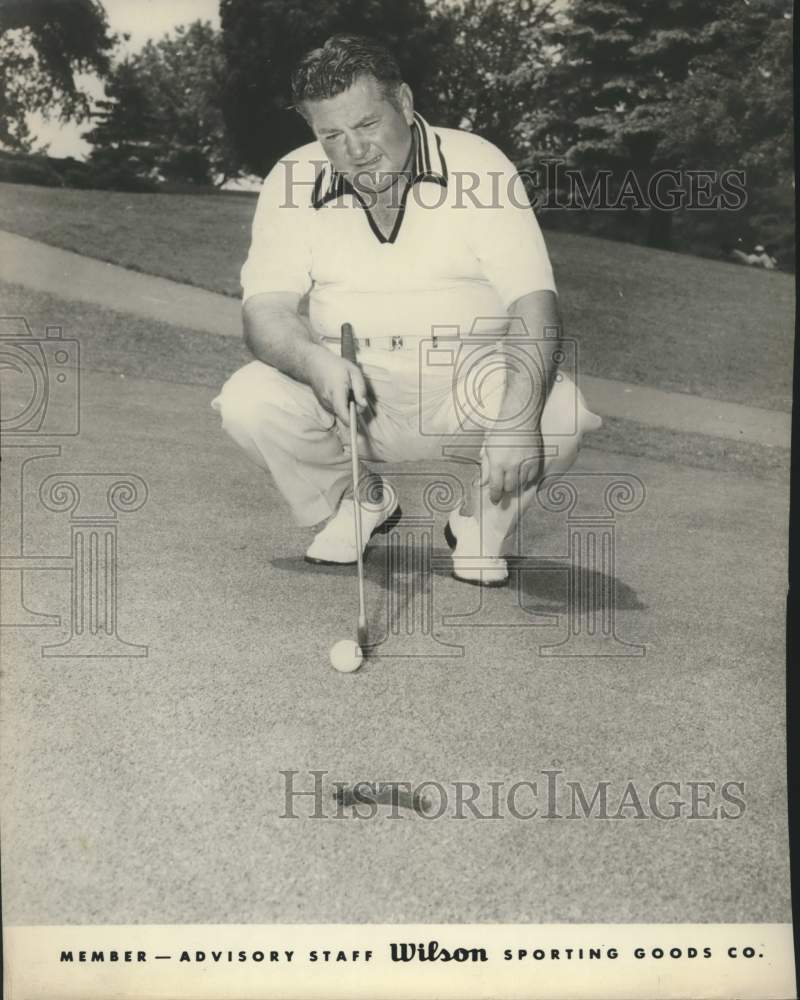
[398,83,414,124]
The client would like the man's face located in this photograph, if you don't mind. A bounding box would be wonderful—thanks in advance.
[303,75,414,194]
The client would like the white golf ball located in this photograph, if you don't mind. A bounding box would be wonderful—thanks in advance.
[329,639,363,673]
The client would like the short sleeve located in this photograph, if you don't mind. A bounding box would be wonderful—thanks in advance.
[462,138,556,307]
[240,157,315,303]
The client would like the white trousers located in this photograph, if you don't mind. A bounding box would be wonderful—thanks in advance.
[211,343,601,535]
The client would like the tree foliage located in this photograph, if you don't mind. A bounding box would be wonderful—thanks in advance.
[658,3,792,177]
[0,0,116,150]
[521,0,793,249]
[218,0,454,175]
[659,2,793,262]
[427,0,556,158]
[83,21,239,188]
[81,60,160,189]
[529,0,732,165]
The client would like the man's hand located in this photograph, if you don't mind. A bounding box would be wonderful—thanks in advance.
[479,428,546,504]
[242,294,370,425]
[307,350,369,426]
[476,288,562,504]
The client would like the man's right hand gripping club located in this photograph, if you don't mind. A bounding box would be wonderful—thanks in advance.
[242,291,369,427]
[307,350,369,427]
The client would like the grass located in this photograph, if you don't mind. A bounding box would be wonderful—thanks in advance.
[0,183,256,296]
[0,181,793,412]
[2,278,788,482]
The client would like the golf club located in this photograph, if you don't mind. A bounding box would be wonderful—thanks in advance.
[341,322,369,654]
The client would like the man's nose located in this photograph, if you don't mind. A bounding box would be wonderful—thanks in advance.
[345,132,369,161]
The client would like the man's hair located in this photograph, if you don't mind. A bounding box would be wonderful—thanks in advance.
[290,34,403,109]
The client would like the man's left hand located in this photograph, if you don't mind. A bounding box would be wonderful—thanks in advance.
[480,429,546,505]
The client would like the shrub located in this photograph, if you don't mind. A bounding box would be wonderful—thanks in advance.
[0,155,63,187]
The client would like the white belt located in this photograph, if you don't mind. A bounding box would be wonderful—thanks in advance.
[321,334,449,352]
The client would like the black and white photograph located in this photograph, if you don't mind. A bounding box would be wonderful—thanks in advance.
[0,0,796,997]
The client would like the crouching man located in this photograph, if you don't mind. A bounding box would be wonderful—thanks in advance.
[213,34,600,587]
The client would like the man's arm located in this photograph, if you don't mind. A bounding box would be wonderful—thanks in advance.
[239,155,367,426]
[456,137,562,501]
[243,291,368,425]
[481,289,562,503]
[499,288,561,428]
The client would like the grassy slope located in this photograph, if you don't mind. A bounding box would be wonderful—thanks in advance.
[2,278,787,481]
[0,182,793,411]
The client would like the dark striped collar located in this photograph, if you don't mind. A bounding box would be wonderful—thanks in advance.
[311,112,447,210]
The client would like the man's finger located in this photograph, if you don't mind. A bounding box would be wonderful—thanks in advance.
[489,464,505,504]
[348,366,369,410]
[521,460,539,491]
[478,449,491,488]
[331,381,351,425]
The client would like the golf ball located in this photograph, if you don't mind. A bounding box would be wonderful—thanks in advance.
[329,639,363,673]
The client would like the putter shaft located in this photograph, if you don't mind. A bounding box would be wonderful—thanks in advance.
[342,323,368,650]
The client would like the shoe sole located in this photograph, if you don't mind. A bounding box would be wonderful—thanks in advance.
[304,505,403,566]
[444,521,509,588]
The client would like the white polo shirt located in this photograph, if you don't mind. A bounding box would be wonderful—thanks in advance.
[240,113,556,342]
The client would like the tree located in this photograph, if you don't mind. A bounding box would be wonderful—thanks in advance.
[0,0,116,150]
[81,60,161,189]
[657,2,793,263]
[427,0,556,159]
[84,21,241,188]
[524,0,744,247]
[219,0,454,176]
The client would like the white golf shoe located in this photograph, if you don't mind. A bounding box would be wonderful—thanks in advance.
[444,509,510,588]
[305,488,401,565]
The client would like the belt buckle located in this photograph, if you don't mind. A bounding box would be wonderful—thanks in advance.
[391,335,403,351]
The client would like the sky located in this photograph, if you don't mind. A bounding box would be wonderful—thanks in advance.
[29,0,222,158]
